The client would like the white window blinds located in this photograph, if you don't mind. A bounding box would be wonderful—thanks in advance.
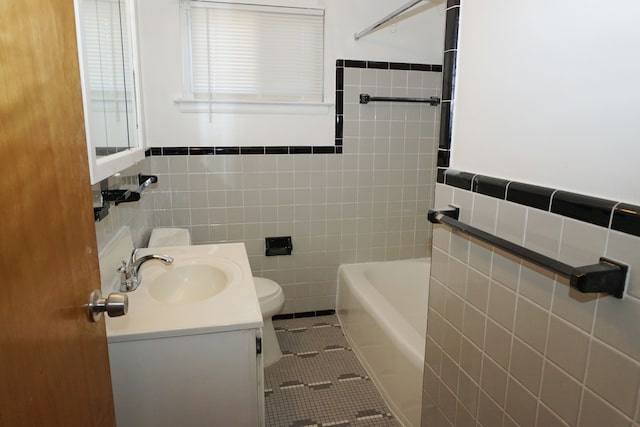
[82,0,133,96]
[185,1,324,103]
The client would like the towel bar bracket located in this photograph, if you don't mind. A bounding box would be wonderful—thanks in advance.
[427,206,459,222]
[571,258,628,299]
[428,206,628,299]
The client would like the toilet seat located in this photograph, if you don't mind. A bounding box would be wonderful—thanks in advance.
[254,277,281,301]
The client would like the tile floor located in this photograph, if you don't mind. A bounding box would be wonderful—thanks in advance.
[265,315,401,427]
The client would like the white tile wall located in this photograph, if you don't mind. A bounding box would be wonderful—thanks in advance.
[138,67,442,314]
[423,183,640,427]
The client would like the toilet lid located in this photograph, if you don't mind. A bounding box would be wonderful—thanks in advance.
[253,277,280,300]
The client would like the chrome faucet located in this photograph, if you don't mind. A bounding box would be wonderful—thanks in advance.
[118,248,174,292]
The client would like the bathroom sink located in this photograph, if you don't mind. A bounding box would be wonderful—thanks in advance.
[148,264,229,303]
[103,242,263,343]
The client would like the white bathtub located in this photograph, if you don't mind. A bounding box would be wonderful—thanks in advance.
[337,259,430,427]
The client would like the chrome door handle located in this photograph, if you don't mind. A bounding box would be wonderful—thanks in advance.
[88,290,128,322]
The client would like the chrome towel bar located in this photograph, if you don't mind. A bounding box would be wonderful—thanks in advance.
[428,206,628,298]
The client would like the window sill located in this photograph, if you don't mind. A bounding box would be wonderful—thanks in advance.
[174,99,333,115]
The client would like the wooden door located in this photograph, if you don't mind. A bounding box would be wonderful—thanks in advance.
[0,1,116,426]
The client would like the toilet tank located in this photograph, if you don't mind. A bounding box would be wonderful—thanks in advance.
[148,228,191,247]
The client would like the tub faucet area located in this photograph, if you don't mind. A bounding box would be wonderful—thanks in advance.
[118,248,174,292]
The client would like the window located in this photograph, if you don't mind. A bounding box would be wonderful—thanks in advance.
[82,0,134,98]
[181,1,324,104]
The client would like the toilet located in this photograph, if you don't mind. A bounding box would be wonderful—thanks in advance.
[252,277,284,366]
[148,227,192,247]
[147,228,285,367]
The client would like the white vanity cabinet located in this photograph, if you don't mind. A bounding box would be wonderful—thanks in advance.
[99,239,264,426]
[108,328,264,427]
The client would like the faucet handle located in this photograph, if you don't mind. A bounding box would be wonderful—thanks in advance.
[117,260,127,273]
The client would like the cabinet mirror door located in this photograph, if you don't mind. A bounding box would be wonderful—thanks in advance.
[75,0,144,184]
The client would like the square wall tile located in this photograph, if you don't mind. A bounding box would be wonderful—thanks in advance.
[484,319,512,369]
[545,315,590,381]
[487,281,517,331]
[524,209,563,259]
[579,389,633,427]
[518,261,554,309]
[444,289,465,331]
[481,355,507,406]
[536,403,569,427]
[471,193,498,233]
[457,370,479,415]
[496,200,527,245]
[460,338,483,383]
[551,279,597,332]
[442,320,462,362]
[605,230,640,299]
[540,362,582,426]
[514,296,549,353]
[586,339,640,417]
[466,268,490,313]
[453,189,474,224]
[491,249,521,291]
[447,256,468,297]
[558,218,608,267]
[455,401,475,427]
[477,391,504,427]
[594,295,640,361]
[505,377,537,427]
[462,303,486,350]
[468,237,493,276]
[434,184,454,207]
[509,337,543,395]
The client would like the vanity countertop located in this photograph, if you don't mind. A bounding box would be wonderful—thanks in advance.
[105,243,263,343]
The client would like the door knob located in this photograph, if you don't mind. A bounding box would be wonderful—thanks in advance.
[88,289,128,322]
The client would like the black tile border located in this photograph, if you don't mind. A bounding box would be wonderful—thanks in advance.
[440,169,640,237]
[189,147,215,155]
[240,146,266,155]
[273,309,336,320]
[162,147,189,156]
[506,182,555,211]
[148,59,443,159]
[148,146,340,156]
[266,146,289,155]
[444,169,474,190]
[551,191,617,228]
[289,146,313,154]
[612,203,640,238]
[215,147,240,155]
[473,175,509,199]
[438,0,462,167]
[444,6,460,52]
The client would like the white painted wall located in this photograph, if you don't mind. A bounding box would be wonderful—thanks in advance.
[136,0,445,148]
[450,0,640,205]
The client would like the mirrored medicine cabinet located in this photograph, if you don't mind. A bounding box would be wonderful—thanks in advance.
[74,0,145,184]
